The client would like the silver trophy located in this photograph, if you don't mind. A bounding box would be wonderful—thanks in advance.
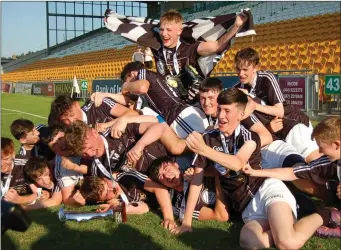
[58,203,127,223]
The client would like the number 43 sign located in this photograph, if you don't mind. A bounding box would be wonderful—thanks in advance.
[325,75,340,95]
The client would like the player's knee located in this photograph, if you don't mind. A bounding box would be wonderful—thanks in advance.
[275,238,304,250]
[239,227,268,250]
[215,211,229,222]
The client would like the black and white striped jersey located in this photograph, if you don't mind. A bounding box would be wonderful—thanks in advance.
[81,97,117,129]
[96,124,168,174]
[137,68,187,125]
[171,176,216,220]
[293,155,339,189]
[1,156,32,196]
[18,124,55,161]
[234,71,310,139]
[194,125,265,213]
[116,169,150,203]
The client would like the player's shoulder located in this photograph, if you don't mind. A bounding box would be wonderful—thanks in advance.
[202,127,220,139]
[14,155,29,166]
[257,70,277,83]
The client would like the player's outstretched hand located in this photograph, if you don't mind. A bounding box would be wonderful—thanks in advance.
[111,118,128,138]
[242,164,255,176]
[170,224,192,235]
[127,144,144,165]
[97,204,112,213]
[235,12,248,28]
[4,189,19,203]
[184,167,195,182]
[268,116,283,133]
[91,92,108,107]
[186,131,207,155]
[161,219,177,230]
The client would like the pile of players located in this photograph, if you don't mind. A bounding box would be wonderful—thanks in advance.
[2,10,340,250]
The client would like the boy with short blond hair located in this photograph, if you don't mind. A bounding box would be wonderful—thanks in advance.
[151,9,247,103]
[244,117,341,238]
[160,9,184,24]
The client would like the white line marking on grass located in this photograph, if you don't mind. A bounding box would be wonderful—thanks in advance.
[1,108,47,120]
[2,113,24,115]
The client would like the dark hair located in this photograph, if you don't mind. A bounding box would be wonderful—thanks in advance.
[121,61,145,81]
[41,126,64,145]
[49,95,77,127]
[148,156,174,183]
[1,137,15,156]
[199,77,223,93]
[79,176,106,201]
[24,156,49,183]
[10,119,35,140]
[234,48,260,67]
[63,120,88,156]
[217,88,248,110]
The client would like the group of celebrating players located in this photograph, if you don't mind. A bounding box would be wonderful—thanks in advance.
[2,10,340,249]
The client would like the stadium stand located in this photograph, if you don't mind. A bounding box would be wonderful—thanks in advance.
[1,1,340,86]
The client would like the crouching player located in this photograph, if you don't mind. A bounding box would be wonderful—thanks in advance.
[148,156,229,222]
[79,168,177,230]
[244,117,341,238]
[171,89,338,249]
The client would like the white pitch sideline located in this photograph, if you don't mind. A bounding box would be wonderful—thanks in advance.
[1,108,47,120]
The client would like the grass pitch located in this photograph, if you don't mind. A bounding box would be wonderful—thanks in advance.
[1,94,339,250]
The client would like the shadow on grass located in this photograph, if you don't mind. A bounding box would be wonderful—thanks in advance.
[2,233,17,250]
[177,222,244,250]
[2,208,164,250]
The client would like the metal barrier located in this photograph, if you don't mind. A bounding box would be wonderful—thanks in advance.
[212,69,341,117]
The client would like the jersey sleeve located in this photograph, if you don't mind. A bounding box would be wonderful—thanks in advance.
[187,41,201,63]
[125,123,141,137]
[263,71,285,105]
[99,97,116,115]
[137,68,149,81]
[116,170,148,190]
[293,156,337,186]
[241,113,260,129]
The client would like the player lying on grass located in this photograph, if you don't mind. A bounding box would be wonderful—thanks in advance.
[243,117,341,238]
[148,156,229,222]
[79,170,177,230]
[23,156,63,210]
[171,89,338,249]
[1,137,41,205]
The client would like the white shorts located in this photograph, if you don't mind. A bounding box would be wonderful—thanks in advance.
[285,122,319,159]
[170,106,209,139]
[140,107,159,117]
[261,140,300,169]
[242,178,297,223]
[55,156,83,188]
